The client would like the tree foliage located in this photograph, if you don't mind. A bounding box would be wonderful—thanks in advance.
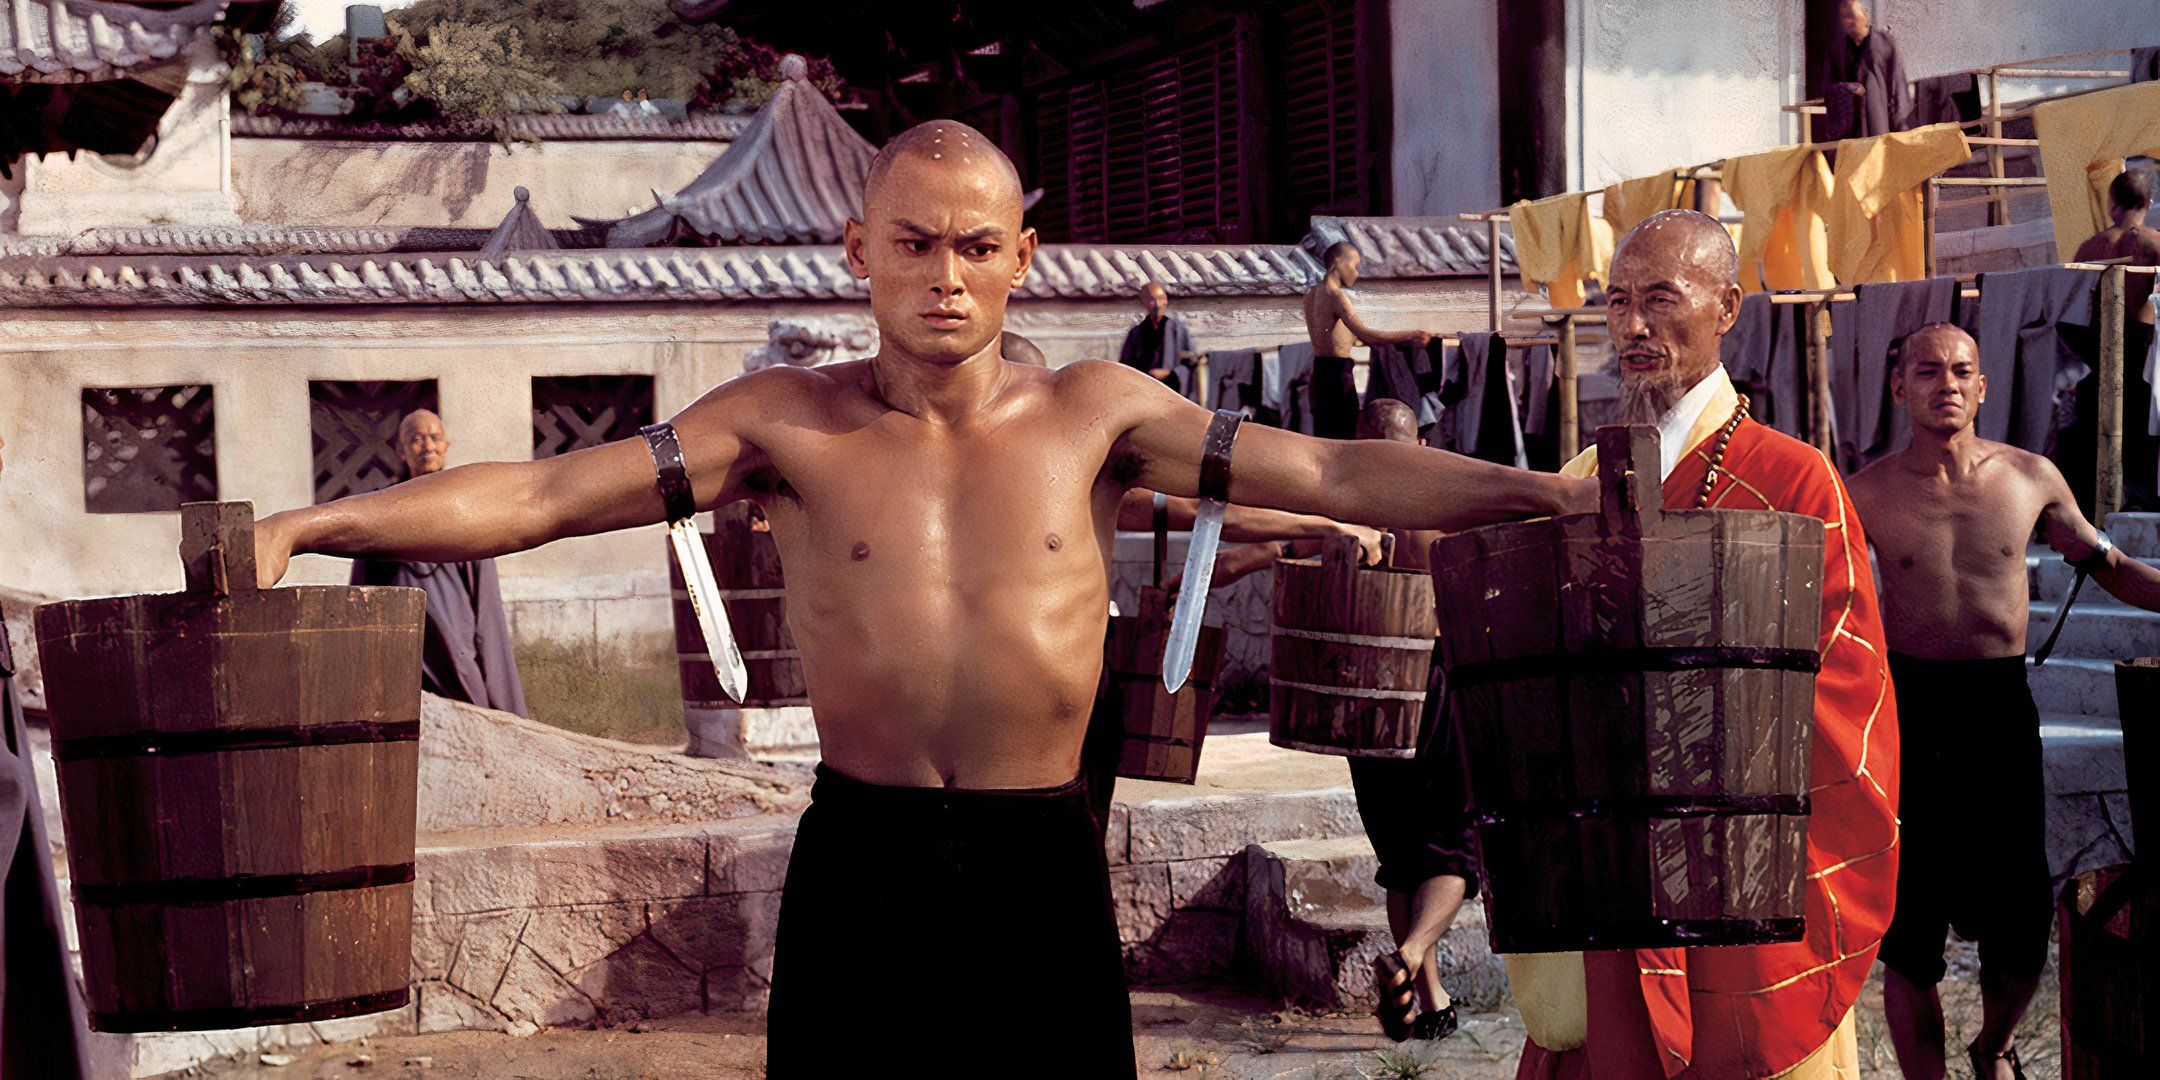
[402,21,567,119]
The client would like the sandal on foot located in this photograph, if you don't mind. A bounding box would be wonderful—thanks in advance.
[1967,1040,2026,1080]
[1371,953,1416,1042]
[1409,1004,1459,1041]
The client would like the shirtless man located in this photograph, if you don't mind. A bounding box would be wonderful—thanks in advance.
[2072,166,2160,507]
[1848,323,2160,1079]
[2073,165,2160,321]
[250,121,1591,1074]
[1304,242,1438,438]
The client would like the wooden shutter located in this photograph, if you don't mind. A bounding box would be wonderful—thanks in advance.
[1274,0,1365,232]
[1030,20,1248,244]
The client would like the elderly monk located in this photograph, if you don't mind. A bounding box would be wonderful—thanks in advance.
[348,410,528,716]
[0,428,95,1078]
[1304,241,1438,439]
[1818,0,1910,141]
[1515,210,1899,1079]
[1118,282,1196,388]
[1354,399,1480,1045]
[1849,324,2160,1080]
[252,120,1592,1075]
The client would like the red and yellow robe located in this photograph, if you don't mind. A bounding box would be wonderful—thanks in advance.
[1517,379,1900,1079]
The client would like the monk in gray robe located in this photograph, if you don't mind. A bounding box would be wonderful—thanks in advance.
[349,410,529,716]
[0,428,94,1078]
[1818,0,1911,141]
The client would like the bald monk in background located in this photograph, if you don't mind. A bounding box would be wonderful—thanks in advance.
[2071,166,2160,507]
[348,409,528,717]
[1848,323,2160,1079]
[1304,241,1439,438]
[253,120,1592,1073]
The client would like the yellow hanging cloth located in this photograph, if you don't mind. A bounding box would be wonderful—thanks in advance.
[1509,191,1601,308]
[2034,81,2160,261]
[1827,122,1971,284]
[1603,172,1699,236]
[1726,145,1836,293]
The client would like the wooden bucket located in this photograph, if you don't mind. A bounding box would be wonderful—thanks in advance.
[2062,864,2160,1077]
[1104,586,1224,783]
[1269,532,1437,758]
[1430,426,1824,953]
[32,502,423,1032]
[667,501,806,710]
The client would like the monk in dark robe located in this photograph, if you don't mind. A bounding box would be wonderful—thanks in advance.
[349,410,529,716]
[0,428,94,1078]
[1818,0,1911,142]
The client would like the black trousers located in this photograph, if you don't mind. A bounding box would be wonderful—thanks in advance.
[766,765,1135,1077]
[1313,355,1359,439]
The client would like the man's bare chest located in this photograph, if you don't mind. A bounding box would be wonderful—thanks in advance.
[1871,487,2036,578]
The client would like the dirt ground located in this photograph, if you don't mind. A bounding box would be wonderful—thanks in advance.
[163,940,2063,1080]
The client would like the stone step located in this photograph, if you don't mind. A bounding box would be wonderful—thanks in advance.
[2028,601,2160,661]
[2030,551,2160,603]
[2106,512,2160,560]
[1241,835,1505,1015]
[2028,657,2120,718]
[2040,713,2137,881]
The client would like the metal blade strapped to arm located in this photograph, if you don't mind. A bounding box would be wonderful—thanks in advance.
[2035,532,2114,667]
[642,423,750,703]
[1164,409,1245,692]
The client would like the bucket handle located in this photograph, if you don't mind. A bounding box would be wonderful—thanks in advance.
[181,501,258,598]
[1595,425,1663,533]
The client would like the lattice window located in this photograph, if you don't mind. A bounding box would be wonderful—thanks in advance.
[1031,19,1249,244]
[532,375,654,459]
[81,385,218,514]
[1273,0,1367,233]
[310,380,441,504]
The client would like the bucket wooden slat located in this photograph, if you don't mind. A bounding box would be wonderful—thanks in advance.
[1431,426,1823,953]
[1269,533,1437,758]
[33,501,423,1032]
[1104,587,1224,783]
[667,501,808,709]
[2062,864,2160,1076]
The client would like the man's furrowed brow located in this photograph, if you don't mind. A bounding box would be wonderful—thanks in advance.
[886,219,1008,242]
[888,218,940,238]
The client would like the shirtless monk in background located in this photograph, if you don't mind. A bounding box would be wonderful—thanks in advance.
[2073,165,2160,321]
[251,121,1591,1075]
[1848,324,2160,1080]
[1304,242,1438,438]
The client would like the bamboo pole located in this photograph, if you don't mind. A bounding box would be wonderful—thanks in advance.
[1195,353,1210,411]
[1487,216,1502,333]
[2097,266,2128,519]
[1558,315,1579,460]
[1986,70,2006,227]
[1922,180,1938,278]
[1809,300,1834,455]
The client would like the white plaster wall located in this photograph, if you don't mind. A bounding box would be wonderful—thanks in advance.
[1568,0,1805,192]
[0,280,1521,650]
[1876,0,2152,88]
[1390,0,1502,217]
[229,138,731,229]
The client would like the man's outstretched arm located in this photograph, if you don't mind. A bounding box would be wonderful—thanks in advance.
[1330,285,1431,349]
[1107,363,1592,531]
[2041,463,2160,612]
[1113,490,1384,561]
[252,368,789,586]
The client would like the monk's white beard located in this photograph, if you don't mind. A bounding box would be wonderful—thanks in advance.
[1616,371,1685,426]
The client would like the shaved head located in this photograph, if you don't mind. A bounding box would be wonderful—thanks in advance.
[1895,322,1977,369]
[397,408,449,478]
[1612,210,1738,287]
[1357,398,1420,444]
[864,121,1025,220]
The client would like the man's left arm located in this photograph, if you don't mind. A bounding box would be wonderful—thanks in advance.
[2040,461,2160,612]
[1109,363,1591,531]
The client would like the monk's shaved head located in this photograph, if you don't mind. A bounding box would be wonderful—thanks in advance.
[1612,210,1739,287]
[1895,322,1978,369]
[1357,398,1419,444]
[397,408,449,478]
[864,120,1025,219]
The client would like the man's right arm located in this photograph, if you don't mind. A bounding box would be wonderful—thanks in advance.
[1330,285,1431,349]
[255,369,787,586]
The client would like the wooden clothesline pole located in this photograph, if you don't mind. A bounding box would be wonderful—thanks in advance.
[2097,266,2129,520]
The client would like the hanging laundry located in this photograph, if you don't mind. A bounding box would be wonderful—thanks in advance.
[1727,145,1836,293]
[1959,266,2100,454]
[1204,349,1259,415]
[1909,73,1979,128]
[2034,81,2160,261]
[1276,342,1319,436]
[1827,123,1972,285]
[1509,192,1604,308]
[1603,172,1698,236]
[1437,333,1525,466]
[1719,292,1809,441]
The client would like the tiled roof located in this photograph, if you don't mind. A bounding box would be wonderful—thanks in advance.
[0,242,1332,307]
[230,112,752,142]
[589,56,874,247]
[0,0,229,82]
[478,188,561,259]
[1305,215,1516,277]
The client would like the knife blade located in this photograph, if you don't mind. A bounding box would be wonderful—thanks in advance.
[670,519,750,703]
[1162,409,1245,693]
